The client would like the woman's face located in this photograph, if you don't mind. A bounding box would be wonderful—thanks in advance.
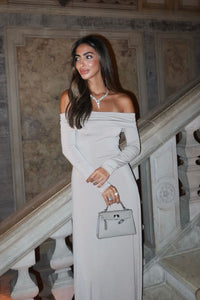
[74,43,101,81]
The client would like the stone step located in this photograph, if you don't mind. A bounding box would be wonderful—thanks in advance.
[143,282,188,300]
[160,249,200,300]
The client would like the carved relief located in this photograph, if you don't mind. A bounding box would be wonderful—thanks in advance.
[157,182,175,205]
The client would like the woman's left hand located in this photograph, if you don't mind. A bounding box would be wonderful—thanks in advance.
[86,167,110,187]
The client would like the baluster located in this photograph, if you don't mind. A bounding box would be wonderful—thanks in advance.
[11,250,39,300]
[177,115,200,223]
[49,219,74,300]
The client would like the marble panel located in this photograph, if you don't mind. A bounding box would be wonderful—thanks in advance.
[150,137,180,251]
[164,39,191,98]
[111,38,138,100]
[155,33,194,103]
[17,37,75,201]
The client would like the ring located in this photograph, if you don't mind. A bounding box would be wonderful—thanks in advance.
[108,197,113,201]
[114,192,119,196]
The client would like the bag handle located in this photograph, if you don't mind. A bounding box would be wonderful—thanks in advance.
[104,200,127,212]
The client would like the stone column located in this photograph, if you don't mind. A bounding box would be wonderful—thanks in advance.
[150,137,180,252]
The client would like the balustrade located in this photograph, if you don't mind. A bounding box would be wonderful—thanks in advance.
[11,251,39,300]
[0,84,199,298]
[177,115,200,225]
[2,220,74,299]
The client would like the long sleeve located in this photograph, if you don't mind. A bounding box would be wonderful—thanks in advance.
[101,114,140,175]
[60,113,110,193]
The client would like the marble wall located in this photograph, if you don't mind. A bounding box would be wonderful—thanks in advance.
[0,8,200,220]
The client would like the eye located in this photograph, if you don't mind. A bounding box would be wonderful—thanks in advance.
[86,54,93,59]
[74,56,80,62]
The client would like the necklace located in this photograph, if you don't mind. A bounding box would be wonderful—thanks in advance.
[90,89,109,109]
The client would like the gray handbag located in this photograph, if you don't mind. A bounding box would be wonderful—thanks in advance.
[97,201,136,239]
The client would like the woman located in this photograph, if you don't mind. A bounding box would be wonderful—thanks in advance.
[60,35,142,300]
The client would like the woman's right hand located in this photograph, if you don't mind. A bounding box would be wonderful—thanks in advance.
[102,185,120,206]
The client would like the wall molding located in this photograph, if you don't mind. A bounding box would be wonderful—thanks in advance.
[0,4,200,21]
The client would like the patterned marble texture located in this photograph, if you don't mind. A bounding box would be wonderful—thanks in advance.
[17,37,74,200]
[17,36,138,201]
[163,39,191,98]
[111,38,138,102]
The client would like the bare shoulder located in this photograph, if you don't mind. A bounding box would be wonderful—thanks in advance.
[114,92,135,113]
[60,90,70,113]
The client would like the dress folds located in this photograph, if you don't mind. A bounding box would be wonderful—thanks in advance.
[60,111,142,300]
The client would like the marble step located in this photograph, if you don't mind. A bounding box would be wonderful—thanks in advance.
[143,282,188,300]
[160,249,200,300]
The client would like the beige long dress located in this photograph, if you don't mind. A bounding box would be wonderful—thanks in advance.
[60,111,142,300]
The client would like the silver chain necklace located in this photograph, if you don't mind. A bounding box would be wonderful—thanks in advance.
[90,89,109,109]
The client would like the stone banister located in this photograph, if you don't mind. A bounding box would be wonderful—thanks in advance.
[0,82,199,277]
[132,82,200,168]
[0,183,72,276]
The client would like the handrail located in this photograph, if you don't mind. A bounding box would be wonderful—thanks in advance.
[0,82,200,276]
[0,183,72,276]
[0,177,70,235]
[131,82,200,168]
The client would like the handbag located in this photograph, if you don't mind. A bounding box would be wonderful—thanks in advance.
[97,201,136,239]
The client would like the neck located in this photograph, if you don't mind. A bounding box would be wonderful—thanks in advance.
[88,77,106,96]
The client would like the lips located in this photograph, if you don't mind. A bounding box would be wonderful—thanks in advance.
[79,69,89,75]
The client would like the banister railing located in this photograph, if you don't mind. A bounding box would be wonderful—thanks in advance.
[0,82,199,298]
[0,182,72,276]
[132,82,200,168]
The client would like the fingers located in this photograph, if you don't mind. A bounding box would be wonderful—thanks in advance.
[86,167,109,186]
[102,185,120,206]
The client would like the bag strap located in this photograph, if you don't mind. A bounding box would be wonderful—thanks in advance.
[104,200,127,212]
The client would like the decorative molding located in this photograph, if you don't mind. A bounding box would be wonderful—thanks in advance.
[157,182,175,205]
[178,0,200,11]
[5,26,147,209]
[140,0,171,9]
[0,3,200,21]
[8,0,137,9]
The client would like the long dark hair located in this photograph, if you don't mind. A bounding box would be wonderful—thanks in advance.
[67,35,122,128]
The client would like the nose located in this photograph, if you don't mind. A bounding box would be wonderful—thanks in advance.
[79,58,85,67]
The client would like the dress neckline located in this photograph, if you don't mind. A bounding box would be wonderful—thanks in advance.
[91,111,135,115]
[60,111,135,116]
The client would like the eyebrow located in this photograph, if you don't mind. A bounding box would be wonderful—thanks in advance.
[75,51,94,57]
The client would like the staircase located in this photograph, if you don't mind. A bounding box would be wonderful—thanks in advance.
[0,83,199,299]
[143,213,200,300]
